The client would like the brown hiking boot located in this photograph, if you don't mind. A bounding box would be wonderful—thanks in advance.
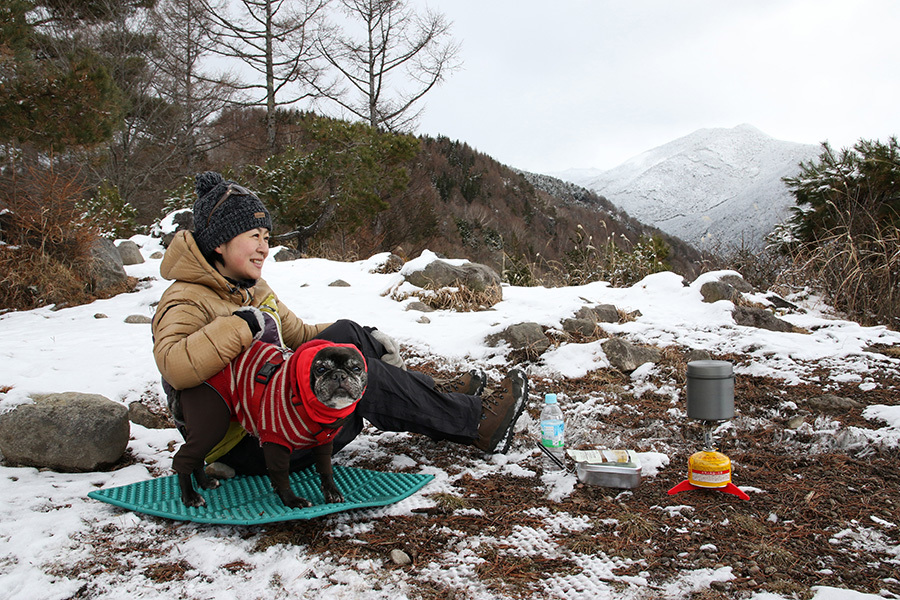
[474,368,529,454]
[440,369,487,396]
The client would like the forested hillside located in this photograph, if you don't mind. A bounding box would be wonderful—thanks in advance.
[200,113,706,284]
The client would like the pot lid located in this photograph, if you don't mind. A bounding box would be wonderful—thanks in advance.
[686,360,733,379]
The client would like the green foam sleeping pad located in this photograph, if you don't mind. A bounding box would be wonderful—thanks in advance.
[88,465,434,524]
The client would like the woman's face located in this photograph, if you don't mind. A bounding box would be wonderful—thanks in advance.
[214,227,270,280]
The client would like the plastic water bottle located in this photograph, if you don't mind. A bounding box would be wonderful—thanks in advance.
[540,393,565,471]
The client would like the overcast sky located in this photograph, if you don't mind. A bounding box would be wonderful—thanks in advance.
[412,0,900,174]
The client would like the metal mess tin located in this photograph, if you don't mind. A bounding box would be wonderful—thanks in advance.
[686,360,735,421]
[568,449,642,489]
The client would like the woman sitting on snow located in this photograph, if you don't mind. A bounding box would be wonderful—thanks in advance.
[151,171,528,479]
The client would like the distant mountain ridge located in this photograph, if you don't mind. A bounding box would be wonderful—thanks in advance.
[553,124,822,249]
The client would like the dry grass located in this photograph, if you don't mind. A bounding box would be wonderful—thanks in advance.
[0,246,95,310]
[0,165,101,311]
[779,217,900,329]
[391,283,503,312]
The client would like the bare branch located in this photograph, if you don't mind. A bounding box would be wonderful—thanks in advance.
[316,0,461,131]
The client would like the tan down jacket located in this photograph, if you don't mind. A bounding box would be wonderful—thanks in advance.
[152,230,329,390]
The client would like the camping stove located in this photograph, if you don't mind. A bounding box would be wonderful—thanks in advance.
[667,360,749,500]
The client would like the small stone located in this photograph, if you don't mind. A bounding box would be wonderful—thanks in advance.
[94,313,108,319]
[406,301,435,313]
[116,240,145,265]
[808,394,862,412]
[329,279,351,287]
[787,415,806,429]
[417,316,431,324]
[205,462,236,479]
[390,549,411,566]
[125,315,152,324]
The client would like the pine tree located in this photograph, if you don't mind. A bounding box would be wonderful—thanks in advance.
[783,137,900,244]
[780,137,900,326]
[0,0,124,154]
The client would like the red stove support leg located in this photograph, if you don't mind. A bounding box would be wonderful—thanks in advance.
[667,480,749,500]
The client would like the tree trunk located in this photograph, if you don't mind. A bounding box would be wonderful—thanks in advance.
[265,0,277,152]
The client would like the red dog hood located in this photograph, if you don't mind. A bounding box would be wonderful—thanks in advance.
[288,339,367,424]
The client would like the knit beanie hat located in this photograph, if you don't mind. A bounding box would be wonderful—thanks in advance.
[192,171,273,257]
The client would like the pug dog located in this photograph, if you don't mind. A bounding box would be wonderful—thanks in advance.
[176,339,368,509]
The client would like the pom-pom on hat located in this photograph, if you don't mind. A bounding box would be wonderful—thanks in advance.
[192,171,272,257]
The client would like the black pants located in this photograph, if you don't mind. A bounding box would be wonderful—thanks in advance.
[173,319,482,475]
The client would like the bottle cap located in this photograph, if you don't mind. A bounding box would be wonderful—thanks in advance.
[545,393,557,404]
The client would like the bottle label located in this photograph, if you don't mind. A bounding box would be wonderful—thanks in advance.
[541,420,564,448]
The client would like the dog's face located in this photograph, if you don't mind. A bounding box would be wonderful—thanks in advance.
[309,346,367,410]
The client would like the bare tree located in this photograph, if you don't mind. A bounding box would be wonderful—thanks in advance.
[198,0,331,152]
[317,0,461,132]
[148,0,238,171]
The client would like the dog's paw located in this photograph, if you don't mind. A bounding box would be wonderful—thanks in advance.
[322,482,344,504]
[193,469,220,490]
[178,472,207,507]
[199,476,220,490]
[181,491,206,507]
[277,488,312,509]
[323,489,344,504]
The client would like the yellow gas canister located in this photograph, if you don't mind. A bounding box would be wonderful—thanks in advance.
[687,450,732,489]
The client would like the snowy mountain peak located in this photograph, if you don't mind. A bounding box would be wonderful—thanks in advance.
[556,125,822,250]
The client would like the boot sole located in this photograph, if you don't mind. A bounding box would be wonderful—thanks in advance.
[493,368,529,454]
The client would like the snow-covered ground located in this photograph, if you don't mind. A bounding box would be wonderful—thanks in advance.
[2,234,899,600]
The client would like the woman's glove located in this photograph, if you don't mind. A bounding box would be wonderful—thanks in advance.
[371,328,406,370]
[233,306,265,341]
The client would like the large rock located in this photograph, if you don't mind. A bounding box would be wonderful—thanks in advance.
[719,274,754,293]
[562,304,621,336]
[374,254,405,274]
[486,322,550,356]
[116,240,144,265]
[89,238,128,293]
[588,304,621,323]
[405,259,501,294]
[0,392,130,471]
[562,317,599,337]
[273,247,302,262]
[602,337,662,373]
[732,306,793,333]
[700,280,741,304]
[161,210,194,248]
[807,394,862,413]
